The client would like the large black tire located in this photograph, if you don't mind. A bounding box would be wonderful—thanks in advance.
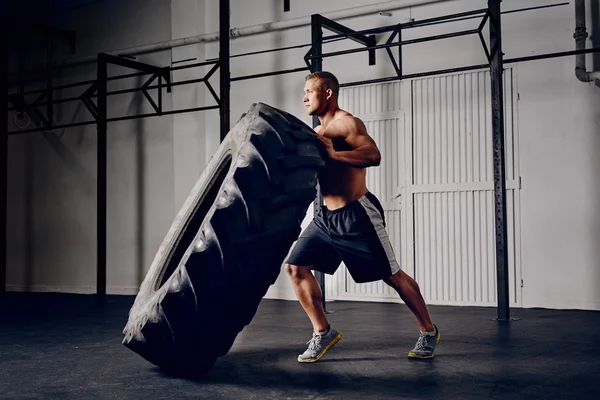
[122,102,324,376]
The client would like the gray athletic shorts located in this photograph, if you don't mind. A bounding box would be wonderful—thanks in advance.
[286,192,401,283]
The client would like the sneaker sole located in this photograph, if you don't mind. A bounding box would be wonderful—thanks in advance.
[407,332,441,359]
[297,332,343,363]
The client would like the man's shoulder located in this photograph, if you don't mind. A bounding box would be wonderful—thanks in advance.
[331,113,367,135]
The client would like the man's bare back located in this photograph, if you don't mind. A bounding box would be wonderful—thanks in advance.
[314,110,381,210]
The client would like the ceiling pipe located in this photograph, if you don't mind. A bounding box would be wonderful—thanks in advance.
[574,0,600,85]
[19,0,456,71]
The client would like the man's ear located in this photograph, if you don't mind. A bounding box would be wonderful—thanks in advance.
[325,88,333,100]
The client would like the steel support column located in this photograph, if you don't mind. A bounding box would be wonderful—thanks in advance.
[310,14,327,311]
[488,0,510,321]
[220,0,231,142]
[97,54,108,297]
[1,6,8,299]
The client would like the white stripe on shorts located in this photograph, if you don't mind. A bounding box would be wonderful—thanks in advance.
[358,195,401,275]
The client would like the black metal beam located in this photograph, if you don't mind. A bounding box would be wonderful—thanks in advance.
[8,46,600,133]
[8,105,221,136]
[46,39,54,131]
[11,60,216,98]
[284,0,290,12]
[310,14,327,312]
[220,0,231,142]
[489,0,510,322]
[97,54,108,298]
[307,29,480,61]
[9,56,178,135]
[1,5,8,299]
[321,8,487,41]
[317,14,376,65]
[340,64,490,87]
[337,46,600,88]
[231,66,310,82]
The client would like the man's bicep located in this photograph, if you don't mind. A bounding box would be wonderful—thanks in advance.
[346,118,378,148]
[345,130,378,149]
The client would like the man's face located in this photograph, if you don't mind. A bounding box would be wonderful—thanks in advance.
[303,78,329,116]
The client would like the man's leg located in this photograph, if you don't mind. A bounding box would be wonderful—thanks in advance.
[285,264,329,333]
[383,269,434,332]
[349,193,440,358]
[285,263,343,363]
[384,270,440,359]
[284,216,344,363]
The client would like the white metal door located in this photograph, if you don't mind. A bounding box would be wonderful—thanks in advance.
[408,68,522,307]
[328,69,521,308]
[327,82,409,302]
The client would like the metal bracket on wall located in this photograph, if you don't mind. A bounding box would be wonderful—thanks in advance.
[304,14,376,72]
[104,56,173,116]
[385,24,403,79]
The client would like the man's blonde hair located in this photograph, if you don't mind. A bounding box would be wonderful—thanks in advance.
[305,71,339,97]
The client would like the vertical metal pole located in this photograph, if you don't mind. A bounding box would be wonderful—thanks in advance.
[398,26,403,78]
[46,39,53,129]
[0,6,8,299]
[311,14,327,311]
[489,0,510,321]
[97,54,108,297]
[219,0,230,142]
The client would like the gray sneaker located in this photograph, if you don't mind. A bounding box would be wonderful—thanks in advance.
[408,325,440,359]
[298,328,342,363]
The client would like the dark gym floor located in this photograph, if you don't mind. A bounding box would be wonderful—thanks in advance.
[1,292,598,399]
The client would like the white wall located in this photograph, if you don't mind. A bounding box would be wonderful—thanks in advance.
[6,0,600,311]
[198,0,600,310]
[7,0,175,294]
[171,0,208,211]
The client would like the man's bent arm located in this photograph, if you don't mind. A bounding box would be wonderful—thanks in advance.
[330,138,381,168]
[322,117,381,168]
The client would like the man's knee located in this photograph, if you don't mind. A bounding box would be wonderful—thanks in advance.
[285,263,311,281]
[384,269,413,288]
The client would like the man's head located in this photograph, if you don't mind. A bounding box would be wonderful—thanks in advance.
[303,71,340,116]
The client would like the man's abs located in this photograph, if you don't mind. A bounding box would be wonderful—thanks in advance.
[319,163,369,210]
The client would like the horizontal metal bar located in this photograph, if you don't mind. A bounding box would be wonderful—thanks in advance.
[504,47,600,63]
[104,54,162,74]
[340,64,489,87]
[172,57,197,65]
[108,104,220,122]
[7,105,220,135]
[231,67,310,82]
[206,42,313,62]
[406,2,569,30]
[502,2,569,15]
[8,119,99,134]
[322,2,567,42]
[13,62,322,110]
[322,8,487,41]
[318,14,374,47]
[7,3,568,92]
[309,29,479,61]
[9,76,209,111]
[9,60,218,95]
[340,46,600,88]
[401,8,487,29]
[17,47,597,112]
[206,37,348,62]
